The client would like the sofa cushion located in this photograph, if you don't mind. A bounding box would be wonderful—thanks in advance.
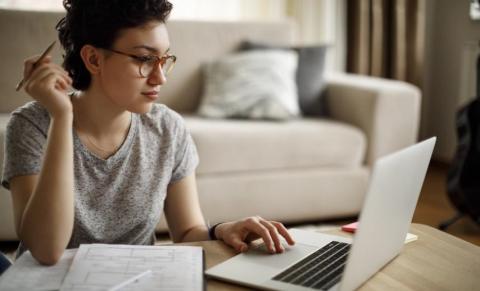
[184,116,366,175]
[239,41,328,117]
[198,50,300,120]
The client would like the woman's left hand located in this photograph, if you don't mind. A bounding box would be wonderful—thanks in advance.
[214,216,295,254]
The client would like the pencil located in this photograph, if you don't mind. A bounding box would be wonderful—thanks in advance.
[15,40,57,91]
[107,269,152,291]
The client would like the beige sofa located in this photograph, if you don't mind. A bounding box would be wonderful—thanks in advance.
[0,9,420,240]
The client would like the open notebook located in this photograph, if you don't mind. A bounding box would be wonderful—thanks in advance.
[0,244,204,291]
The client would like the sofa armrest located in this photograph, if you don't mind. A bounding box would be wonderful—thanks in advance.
[324,73,421,166]
[0,115,18,241]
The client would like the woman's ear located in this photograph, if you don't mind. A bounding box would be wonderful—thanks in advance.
[80,45,102,74]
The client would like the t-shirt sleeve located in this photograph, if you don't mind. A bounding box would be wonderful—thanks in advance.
[1,113,47,189]
[170,113,199,183]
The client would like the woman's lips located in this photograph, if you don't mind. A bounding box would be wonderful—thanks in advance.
[142,91,159,100]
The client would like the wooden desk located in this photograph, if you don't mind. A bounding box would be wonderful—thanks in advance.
[184,223,480,290]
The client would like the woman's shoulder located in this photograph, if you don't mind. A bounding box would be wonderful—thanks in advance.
[11,101,49,118]
[142,103,186,129]
[8,101,50,129]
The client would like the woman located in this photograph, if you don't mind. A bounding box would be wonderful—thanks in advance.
[1,0,295,265]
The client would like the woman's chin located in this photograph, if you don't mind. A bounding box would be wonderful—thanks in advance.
[128,102,154,114]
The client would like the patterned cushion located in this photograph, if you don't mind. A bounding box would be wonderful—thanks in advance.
[239,41,328,116]
[198,50,300,120]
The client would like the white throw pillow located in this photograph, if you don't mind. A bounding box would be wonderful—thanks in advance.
[198,50,300,120]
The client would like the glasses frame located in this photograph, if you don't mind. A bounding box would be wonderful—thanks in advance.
[102,48,177,78]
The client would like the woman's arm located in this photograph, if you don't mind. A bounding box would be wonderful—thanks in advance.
[9,55,74,265]
[164,174,209,242]
[164,174,295,253]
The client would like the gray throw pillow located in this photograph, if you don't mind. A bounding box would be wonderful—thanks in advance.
[239,41,328,116]
[198,50,300,120]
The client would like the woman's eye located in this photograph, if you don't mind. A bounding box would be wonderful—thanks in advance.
[138,56,155,63]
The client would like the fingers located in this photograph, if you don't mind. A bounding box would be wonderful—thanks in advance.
[52,74,71,91]
[244,217,276,253]
[221,217,296,255]
[259,219,284,253]
[271,221,296,246]
[29,62,69,82]
[249,217,296,254]
[25,63,71,94]
[23,55,52,80]
[229,236,249,253]
[219,222,250,253]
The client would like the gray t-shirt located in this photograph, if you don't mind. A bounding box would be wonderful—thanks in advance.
[2,101,199,249]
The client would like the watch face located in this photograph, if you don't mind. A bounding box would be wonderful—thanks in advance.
[471,0,480,20]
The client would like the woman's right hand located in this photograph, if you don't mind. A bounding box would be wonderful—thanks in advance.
[23,55,73,118]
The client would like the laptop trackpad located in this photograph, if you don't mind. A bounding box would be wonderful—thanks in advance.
[243,242,320,269]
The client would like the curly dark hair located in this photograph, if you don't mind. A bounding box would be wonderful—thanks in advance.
[56,0,173,90]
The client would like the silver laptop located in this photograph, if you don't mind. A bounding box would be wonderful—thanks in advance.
[205,137,436,291]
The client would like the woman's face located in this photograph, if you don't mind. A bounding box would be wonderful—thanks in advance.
[97,21,170,114]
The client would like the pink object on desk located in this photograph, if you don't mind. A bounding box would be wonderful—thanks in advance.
[341,222,358,233]
[341,221,418,244]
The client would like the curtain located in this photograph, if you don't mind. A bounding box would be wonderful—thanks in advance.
[346,0,426,88]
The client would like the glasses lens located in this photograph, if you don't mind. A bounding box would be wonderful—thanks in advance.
[140,56,175,77]
[162,57,175,76]
[140,59,155,77]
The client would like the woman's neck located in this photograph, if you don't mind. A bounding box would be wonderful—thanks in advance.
[71,89,132,159]
[71,89,131,137]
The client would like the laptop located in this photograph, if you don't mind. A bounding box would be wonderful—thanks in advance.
[205,137,436,291]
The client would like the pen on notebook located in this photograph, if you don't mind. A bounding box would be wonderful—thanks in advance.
[15,40,56,91]
[107,269,152,291]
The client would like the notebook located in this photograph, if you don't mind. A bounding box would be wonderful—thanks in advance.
[0,244,204,291]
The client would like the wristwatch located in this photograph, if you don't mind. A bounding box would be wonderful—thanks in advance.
[208,222,222,240]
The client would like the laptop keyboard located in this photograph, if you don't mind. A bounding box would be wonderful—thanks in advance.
[272,241,351,290]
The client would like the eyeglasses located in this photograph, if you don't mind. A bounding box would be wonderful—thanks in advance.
[102,48,177,78]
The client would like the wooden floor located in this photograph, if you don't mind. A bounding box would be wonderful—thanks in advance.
[412,161,480,246]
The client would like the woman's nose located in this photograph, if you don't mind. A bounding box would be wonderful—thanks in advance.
[147,66,167,86]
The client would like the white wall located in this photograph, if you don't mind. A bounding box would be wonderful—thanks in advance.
[0,0,346,72]
[422,0,480,162]
[169,0,346,72]
[0,0,62,10]
[169,0,288,21]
